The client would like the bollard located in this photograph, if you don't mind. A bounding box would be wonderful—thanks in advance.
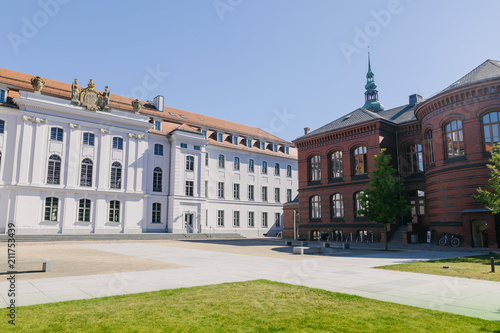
[492,257,496,273]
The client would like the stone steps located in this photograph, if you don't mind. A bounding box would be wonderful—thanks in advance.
[0,233,245,242]
[388,225,408,244]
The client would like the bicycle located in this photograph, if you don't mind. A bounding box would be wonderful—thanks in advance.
[438,233,461,247]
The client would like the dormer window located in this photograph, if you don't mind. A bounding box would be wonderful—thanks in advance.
[233,136,238,145]
[217,133,223,142]
[273,144,278,152]
[285,146,290,155]
[0,89,6,103]
[260,142,266,150]
[201,130,207,138]
[153,120,161,131]
[246,139,252,148]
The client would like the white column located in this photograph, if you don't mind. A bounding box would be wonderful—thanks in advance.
[17,120,34,185]
[97,131,110,190]
[126,135,136,193]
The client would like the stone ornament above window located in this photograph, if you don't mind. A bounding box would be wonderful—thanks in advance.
[70,78,111,112]
[30,76,45,93]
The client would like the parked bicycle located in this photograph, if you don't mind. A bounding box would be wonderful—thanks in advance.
[438,232,461,247]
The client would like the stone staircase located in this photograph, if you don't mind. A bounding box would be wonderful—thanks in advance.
[388,225,408,244]
[0,233,245,242]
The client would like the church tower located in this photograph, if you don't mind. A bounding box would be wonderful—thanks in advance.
[362,53,384,112]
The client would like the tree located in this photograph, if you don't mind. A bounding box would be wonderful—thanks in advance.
[358,148,411,250]
[474,142,500,213]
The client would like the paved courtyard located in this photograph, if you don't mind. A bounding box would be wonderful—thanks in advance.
[1,239,499,322]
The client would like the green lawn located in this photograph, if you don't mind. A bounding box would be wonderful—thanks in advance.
[378,254,500,282]
[1,280,498,332]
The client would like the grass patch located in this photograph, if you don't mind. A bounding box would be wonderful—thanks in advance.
[378,254,500,282]
[1,280,498,332]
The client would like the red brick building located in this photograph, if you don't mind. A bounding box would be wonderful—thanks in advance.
[284,58,500,248]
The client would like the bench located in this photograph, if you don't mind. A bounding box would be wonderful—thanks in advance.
[1,259,52,274]
[293,247,307,255]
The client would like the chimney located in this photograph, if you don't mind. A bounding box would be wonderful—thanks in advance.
[304,127,310,135]
[409,94,423,106]
[153,95,164,112]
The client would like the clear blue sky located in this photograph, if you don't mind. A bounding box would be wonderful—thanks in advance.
[2,0,500,142]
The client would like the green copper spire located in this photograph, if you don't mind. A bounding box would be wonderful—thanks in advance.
[363,53,384,112]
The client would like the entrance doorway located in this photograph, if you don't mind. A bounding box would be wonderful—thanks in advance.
[185,213,194,233]
[471,220,488,248]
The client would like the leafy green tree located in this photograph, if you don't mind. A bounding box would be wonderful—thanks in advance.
[358,148,411,250]
[474,143,500,213]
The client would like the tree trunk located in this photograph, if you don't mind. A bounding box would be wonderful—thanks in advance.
[384,224,388,251]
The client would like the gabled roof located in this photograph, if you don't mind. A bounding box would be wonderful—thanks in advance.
[300,102,419,139]
[440,59,500,93]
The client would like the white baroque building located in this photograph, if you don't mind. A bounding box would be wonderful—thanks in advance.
[0,69,298,237]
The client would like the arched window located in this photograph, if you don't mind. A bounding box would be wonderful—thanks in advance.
[353,146,367,175]
[218,154,225,168]
[110,162,122,189]
[78,199,91,222]
[445,120,464,157]
[152,203,161,223]
[405,144,423,173]
[262,161,268,174]
[47,155,61,184]
[80,158,93,187]
[310,195,321,219]
[44,197,59,221]
[425,130,434,165]
[409,190,426,215]
[153,167,162,192]
[309,155,321,181]
[355,191,364,217]
[109,200,120,222]
[234,157,240,170]
[0,119,5,134]
[483,111,500,151]
[274,163,280,176]
[330,151,343,178]
[186,156,194,171]
[331,193,344,218]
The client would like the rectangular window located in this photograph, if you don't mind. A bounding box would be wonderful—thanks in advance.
[287,189,292,202]
[180,143,188,149]
[218,182,225,198]
[248,211,254,227]
[262,186,268,201]
[248,159,254,172]
[274,163,280,176]
[154,144,164,156]
[152,203,161,223]
[274,188,280,202]
[233,211,240,227]
[186,156,194,171]
[185,181,194,196]
[287,165,292,177]
[194,145,201,151]
[83,132,95,146]
[44,197,58,221]
[234,157,240,170]
[273,144,278,152]
[154,120,161,131]
[201,130,207,138]
[285,146,290,155]
[217,133,223,142]
[248,185,254,201]
[0,119,4,134]
[112,137,123,150]
[275,212,281,227]
[218,154,225,168]
[262,212,268,227]
[0,90,5,103]
[233,136,238,145]
[233,183,240,199]
[78,199,91,222]
[109,200,120,222]
[260,142,266,150]
[217,210,224,226]
[50,127,63,141]
[247,139,252,148]
[262,161,267,174]
[205,152,209,166]
[205,180,208,197]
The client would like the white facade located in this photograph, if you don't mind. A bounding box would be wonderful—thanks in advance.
[0,79,298,236]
